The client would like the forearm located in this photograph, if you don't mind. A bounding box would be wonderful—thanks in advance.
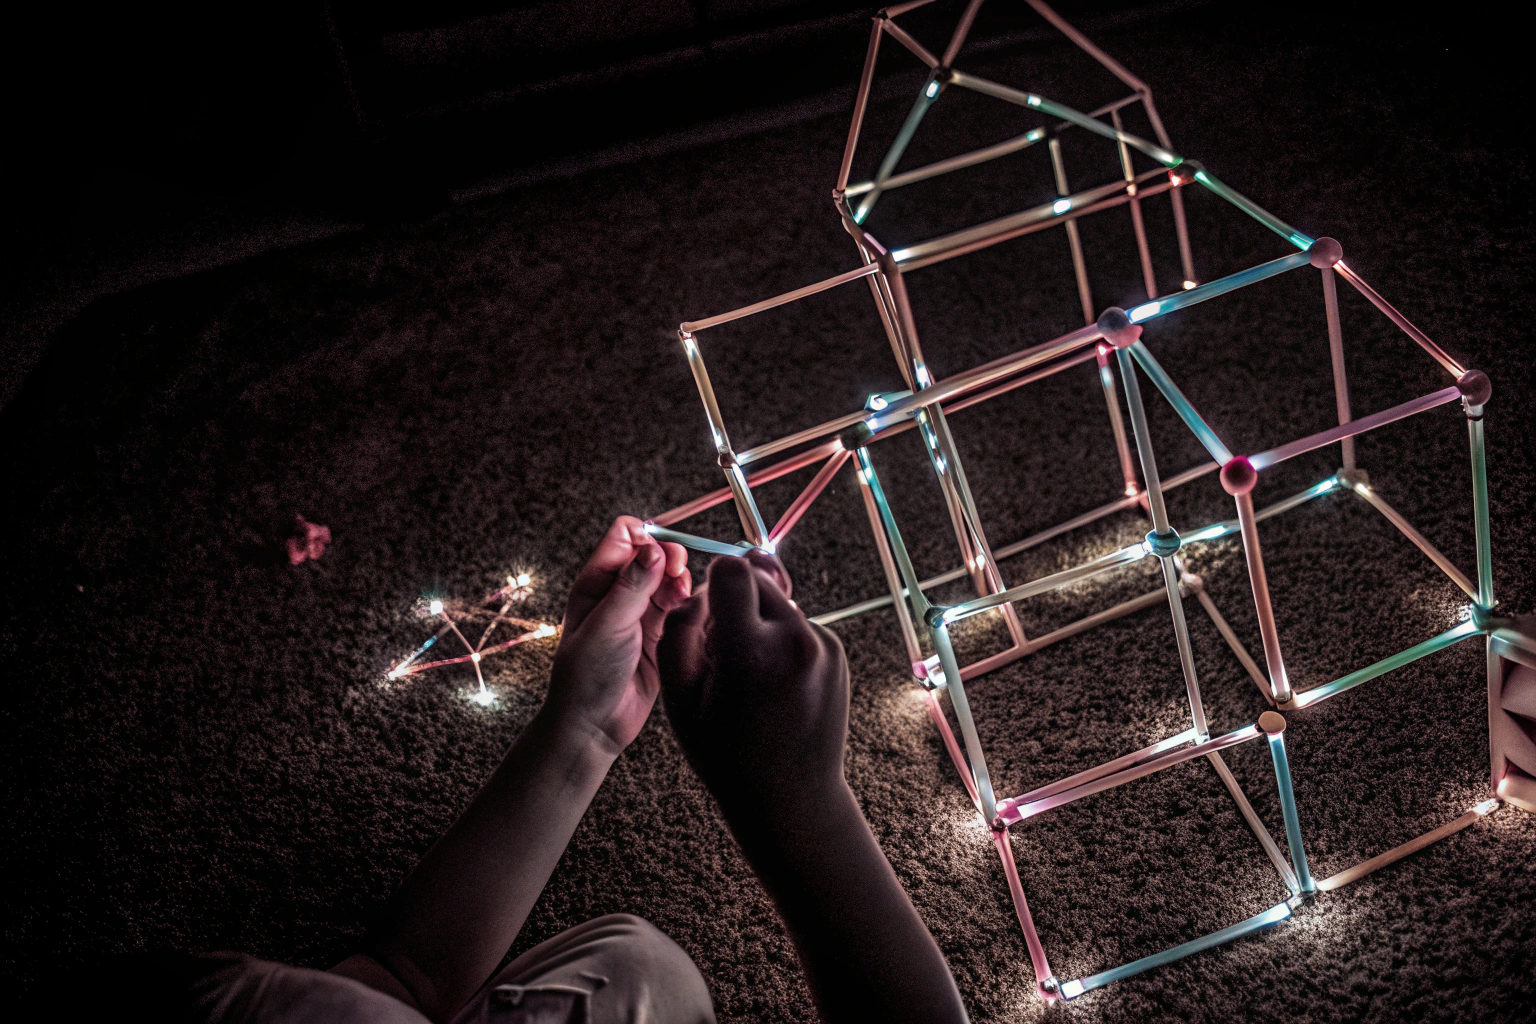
[362,708,615,1021]
[727,782,968,1024]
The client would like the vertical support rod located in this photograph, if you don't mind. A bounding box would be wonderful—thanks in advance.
[837,19,885,193]
[1467,408,1494,610]
[858,466,925,667]
[680,330,770,545]
[931,619,998,823]
[886,260,1028,648]
[1487,639,1504,797]
[1098,347,1141,498]
[1115,347,1208,738]
[1138,92,1196,285]
[1320,266,1355,472]
[1236,491,1292,703]
[1113,108,1158,299]
[1048,137,1095,325]
[1261,713,1315,893]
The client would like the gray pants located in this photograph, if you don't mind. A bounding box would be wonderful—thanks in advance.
[191,915,715,1024]
[455,915,717,1024]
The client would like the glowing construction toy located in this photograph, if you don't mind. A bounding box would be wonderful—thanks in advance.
[387,574,559,706]
[639,0,1534,1001]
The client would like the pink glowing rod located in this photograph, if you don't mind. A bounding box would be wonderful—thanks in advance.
[385,577,560,702]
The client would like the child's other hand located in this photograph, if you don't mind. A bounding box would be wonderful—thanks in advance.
[545,517,690,756]
[658,551,849,823]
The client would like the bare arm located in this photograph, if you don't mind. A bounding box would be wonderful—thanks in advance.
[659,553,968,1024]
[333,517,689,1022]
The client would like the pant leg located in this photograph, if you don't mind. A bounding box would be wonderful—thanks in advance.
[453,915,716,1024]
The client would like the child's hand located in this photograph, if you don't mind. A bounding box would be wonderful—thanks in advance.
[658,551,849,822]
[545,517,690,756]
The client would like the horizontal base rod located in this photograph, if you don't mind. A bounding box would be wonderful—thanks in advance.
[1060,901,1294,999]
[1316,799,1500,892]
[1286,620,1482,709]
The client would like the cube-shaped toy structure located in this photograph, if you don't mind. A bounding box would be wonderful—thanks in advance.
[638,0,1533,1002]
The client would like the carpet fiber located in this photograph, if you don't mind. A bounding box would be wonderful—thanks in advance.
[3,4,1534,1021]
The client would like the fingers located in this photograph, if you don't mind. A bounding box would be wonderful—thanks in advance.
[743,550,798,621]
[564,517,649,632]
[703,556,760,628]
[660,541,688,579]
[577,540,666,639]
[744,549,792,600]
[658,591,710,701]
[641,568,692,653]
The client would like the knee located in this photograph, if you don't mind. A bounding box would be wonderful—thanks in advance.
[582,915,713,1018]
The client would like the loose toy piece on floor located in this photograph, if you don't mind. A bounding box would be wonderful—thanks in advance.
[637,0,1535,1003]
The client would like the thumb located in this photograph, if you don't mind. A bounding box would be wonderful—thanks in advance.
[579,542,665,638]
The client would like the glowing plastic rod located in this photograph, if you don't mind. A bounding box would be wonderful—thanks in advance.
[1333,260,1464,377]
[388,625,451,678]
[1193,585,1274,703]
[1024,0,1148,92]
[653,439,840,524]
[856,325,1102,437]
[680,264,878,334]
[949,71,1180,166]
[1259,713,1314,893]
[941,0,984,65]
[1125,250,1312,325]
[1248,386,1462,471]
[1116,345,1209,736]
[1006,728,1199,807]
[897,178,1174,272]
[1207,750,1299,893]
[1468,412,1494,610]
[930,619,998,823]
[1189,167,1312,248]
[856,449,933,623]
[643,524,756,558]
[1287,620,1483,709]
[1058,901,1293,999]
[1317,799,1500,892]
[880,16,939,67]
[881,0,941,16]
[854,70,942,222]
[891,175,1140,264]
[1180,476,1338,545]
[1320,264,1355,471]
[767,448,851,546]
[1050,138,1097,324]
[811,461,1215,626]
[843,128,1046,197]
[857,471,924,667]
[924,690,978,807]
[997,724,1262,824]
[1128,341,1233,464]
[1348,480,1477,599]
[836,18,883,193]
[1234,489,1291,703]
[939,541,1150,624]
[991,828,1058,999]
[1112,107,1158,299]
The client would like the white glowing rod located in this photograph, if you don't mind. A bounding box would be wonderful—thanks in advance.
[624,0,1527,1005]
[385,573,559,705]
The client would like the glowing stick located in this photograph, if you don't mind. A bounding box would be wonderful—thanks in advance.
[642,523,757,558]
[1127,250,1312,325]
[1260,712,1314,892]
[997,724,1262,824]
[1248,386,1462,471]
[992,828,1058,999]
[1058,901,1293,999]
[1189,167,1312,247]
[1128,341,1233,464]
[1287,620,1482,709]
[1316,799,1499,892]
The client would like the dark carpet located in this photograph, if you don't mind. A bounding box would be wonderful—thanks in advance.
[3,4,1534,1022]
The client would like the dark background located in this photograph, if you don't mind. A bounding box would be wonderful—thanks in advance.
[3,2,1533,1022]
